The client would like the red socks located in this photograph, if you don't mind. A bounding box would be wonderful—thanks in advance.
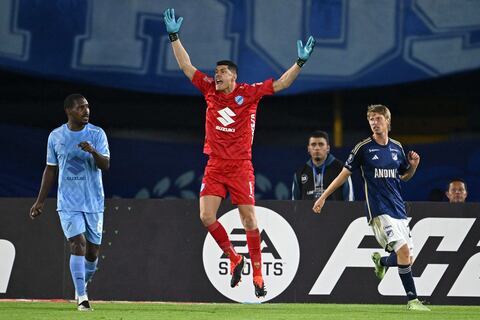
[207,221,240,263]
[207,221,263,277]
[246,228,262,277]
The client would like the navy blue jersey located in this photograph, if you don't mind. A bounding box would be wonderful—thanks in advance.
[344,137,409,222]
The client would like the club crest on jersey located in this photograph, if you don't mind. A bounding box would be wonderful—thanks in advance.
[391,152,398,161]
[235,95,244,105]
[301,174,308,184]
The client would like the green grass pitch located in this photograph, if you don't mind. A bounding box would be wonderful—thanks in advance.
[1,301,480,320]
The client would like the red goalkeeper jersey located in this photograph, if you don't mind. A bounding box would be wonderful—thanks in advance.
[191,70,274,160]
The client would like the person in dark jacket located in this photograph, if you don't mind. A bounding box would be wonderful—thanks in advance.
[292,130,354,201]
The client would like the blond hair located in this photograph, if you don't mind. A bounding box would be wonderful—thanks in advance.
[367,104,391,131]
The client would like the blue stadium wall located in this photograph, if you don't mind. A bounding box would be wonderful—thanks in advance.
[1,199,479,304]
[1,125,479,202]
[1,0,480,94]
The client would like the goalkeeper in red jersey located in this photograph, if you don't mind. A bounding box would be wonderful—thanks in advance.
[164,8,315,298]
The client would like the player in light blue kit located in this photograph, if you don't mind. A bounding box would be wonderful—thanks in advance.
[30,94,110,311]
[312,104,430,311]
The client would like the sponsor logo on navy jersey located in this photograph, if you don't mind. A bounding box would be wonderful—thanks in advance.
[374,168,396,178]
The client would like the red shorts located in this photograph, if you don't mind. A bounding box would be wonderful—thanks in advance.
[200,158,255,205]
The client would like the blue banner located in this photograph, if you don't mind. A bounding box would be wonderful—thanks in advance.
[1,0,480,94]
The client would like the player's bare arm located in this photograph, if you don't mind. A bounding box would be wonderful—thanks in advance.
[164,8,197,80]
[30,165,58,219]
[273,36,315,93]
[78,141,110,171]
[400,150,420,181]
[312,168,351,213]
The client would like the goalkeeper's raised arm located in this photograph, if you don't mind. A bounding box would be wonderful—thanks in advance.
[272,36,315,93]
[163,8,197,80]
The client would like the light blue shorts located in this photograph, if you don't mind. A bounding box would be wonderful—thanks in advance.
[58,211,104,245]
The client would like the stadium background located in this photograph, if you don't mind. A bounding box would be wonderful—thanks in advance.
[1,0,479,201]
[1,0,480,306]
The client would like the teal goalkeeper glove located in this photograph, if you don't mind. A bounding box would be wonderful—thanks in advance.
[296,36,316,67]
[163,8,183,41]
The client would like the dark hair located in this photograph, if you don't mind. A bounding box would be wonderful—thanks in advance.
[447,178,467,191]
[216,60,238,75]
[64,94,86,110]
[308,130,330,145]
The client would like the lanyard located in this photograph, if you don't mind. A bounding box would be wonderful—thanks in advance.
[312,163,326,191]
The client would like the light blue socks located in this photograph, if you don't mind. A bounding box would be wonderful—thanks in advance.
[70,255,86,296]
[85,258,98,284]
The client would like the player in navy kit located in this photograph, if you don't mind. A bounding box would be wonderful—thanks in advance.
[312,104,430,311]
[30,94,110,311]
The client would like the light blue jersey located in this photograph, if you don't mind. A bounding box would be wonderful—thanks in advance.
[47,123,110,213]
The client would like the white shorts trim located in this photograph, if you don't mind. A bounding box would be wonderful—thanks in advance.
[371,214,413,255]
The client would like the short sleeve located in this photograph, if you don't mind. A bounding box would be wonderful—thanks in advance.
[398,145,409,175]
[191,70,215,95]
[96,128,110,158]
[248,78,274,100]
[344,147,363,172]
[46,133,58,166]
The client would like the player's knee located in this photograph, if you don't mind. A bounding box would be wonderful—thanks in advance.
[396,244,411,264]
[86,243,100,261]
[238,206,257,230]
[69,237,86,256]
[199,210,215,227]
[85,252,98,262]
[240,215,257,230]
